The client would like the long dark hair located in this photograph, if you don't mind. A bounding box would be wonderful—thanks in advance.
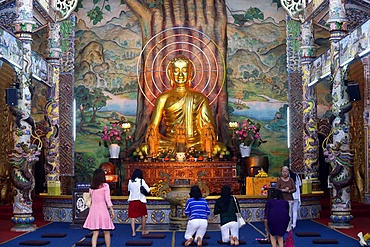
[218,185,232,212]
[189,185,202,200]
[289,168,297,183]
[270,189,284,200]
[90,168,106,190]
[131,168,144,182]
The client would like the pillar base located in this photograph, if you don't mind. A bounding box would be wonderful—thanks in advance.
[11,214,36,232]
[329,212,353,229]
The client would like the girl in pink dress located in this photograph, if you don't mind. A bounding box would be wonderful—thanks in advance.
[83,168,115,247]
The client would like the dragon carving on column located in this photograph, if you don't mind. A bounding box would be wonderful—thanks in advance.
[324,141,354,204]
[9,143,40,213]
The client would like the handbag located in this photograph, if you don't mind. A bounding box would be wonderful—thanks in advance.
[83,192,92,208]
[233,196,246,228]
[284,229,294,247]
[140,179,149,196]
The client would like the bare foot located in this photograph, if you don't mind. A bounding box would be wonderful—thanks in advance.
[229,236,235,246]
[185,237,193,247]
[132,232,136,237]
[142,231,150,235]
[233,236,239,246]
[197,236,202,247]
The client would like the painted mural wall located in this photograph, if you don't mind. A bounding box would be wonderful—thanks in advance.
[72,0,290,182]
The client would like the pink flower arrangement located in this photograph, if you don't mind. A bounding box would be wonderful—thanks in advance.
[101,123,123,147]
[235,119,261,146]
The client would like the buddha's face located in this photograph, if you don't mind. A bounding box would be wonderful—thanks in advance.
[171,59,190,85]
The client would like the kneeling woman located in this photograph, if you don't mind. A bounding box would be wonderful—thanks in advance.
[184,186,211,247]
[214,185,240,246]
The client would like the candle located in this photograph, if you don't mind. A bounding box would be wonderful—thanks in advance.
[228,121,238,128]
[121,122,131,129]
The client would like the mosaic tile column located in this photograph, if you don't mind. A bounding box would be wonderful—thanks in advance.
[45,22,61,194]
[301,20,319,178]
[362,56,370,204]
[326,0,354,228]
[10,0,39,232]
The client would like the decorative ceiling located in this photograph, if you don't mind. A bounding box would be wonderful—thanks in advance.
[306,0,370,32]
[0,0,369,42]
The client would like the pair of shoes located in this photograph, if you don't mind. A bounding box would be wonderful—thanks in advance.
[233,236,239,246]
[197,236,202,247]
[185,237,193,247]
[229,236,235,246]
[358,232,367,246]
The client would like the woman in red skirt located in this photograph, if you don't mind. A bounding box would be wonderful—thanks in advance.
[128,169,150,236]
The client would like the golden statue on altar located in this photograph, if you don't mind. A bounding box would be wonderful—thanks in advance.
[144,56,223,156]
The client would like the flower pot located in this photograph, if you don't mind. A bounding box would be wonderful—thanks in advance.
[109,144,120,158]
[240,144,251,158]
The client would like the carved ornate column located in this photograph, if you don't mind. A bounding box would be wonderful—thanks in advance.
[10,0,40,232]
[59,16,76,194]
[362,56,370,204]
[53,0,78,194]
[325,0,354,228]
[45,22,61,194]
[301,20,319,177]
[286,16,304,172]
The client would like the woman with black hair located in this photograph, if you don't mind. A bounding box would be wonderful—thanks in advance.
[128,168,150,236]
[264,189,290,247]
[289,168,301,229]
[83,168,115,247]
[184,185,211,247]
[214,185,240,246]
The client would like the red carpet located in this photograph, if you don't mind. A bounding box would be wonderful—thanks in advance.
[0,219,51,244]
[313,216,369,240]
[314,196,370,240]
[0,195,50,244]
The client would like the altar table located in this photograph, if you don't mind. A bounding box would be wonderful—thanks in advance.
[245,177,277,196]
[123,161,239,195]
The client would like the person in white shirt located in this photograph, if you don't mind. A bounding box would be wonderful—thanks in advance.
[128,169,150,236]
[289,169,301,229]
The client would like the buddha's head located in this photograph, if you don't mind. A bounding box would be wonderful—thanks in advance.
[167,56,193,87]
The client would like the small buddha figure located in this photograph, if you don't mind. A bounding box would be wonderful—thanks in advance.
[174,124,187,152]
[201,123,217,156]
[145,124,159,156]
[145,55,222,154]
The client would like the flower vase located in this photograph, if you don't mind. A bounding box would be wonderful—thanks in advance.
[240,144,251,158]
[109,144,120,158]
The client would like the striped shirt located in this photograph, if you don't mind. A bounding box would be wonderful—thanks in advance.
[184,198,211,220]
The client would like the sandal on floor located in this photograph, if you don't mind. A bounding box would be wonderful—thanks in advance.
[185,237,193,247]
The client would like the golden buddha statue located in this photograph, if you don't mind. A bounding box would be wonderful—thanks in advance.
[145,56,222,156]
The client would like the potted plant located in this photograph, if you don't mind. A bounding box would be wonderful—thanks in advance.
[100,123,123,158]
[235,119,261,157]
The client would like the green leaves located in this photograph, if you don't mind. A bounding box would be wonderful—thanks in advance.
[232,7,264,26]
[87,6,104,25]
[80,0,121,26]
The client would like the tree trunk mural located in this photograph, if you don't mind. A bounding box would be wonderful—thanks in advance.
[125,0,230,148]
